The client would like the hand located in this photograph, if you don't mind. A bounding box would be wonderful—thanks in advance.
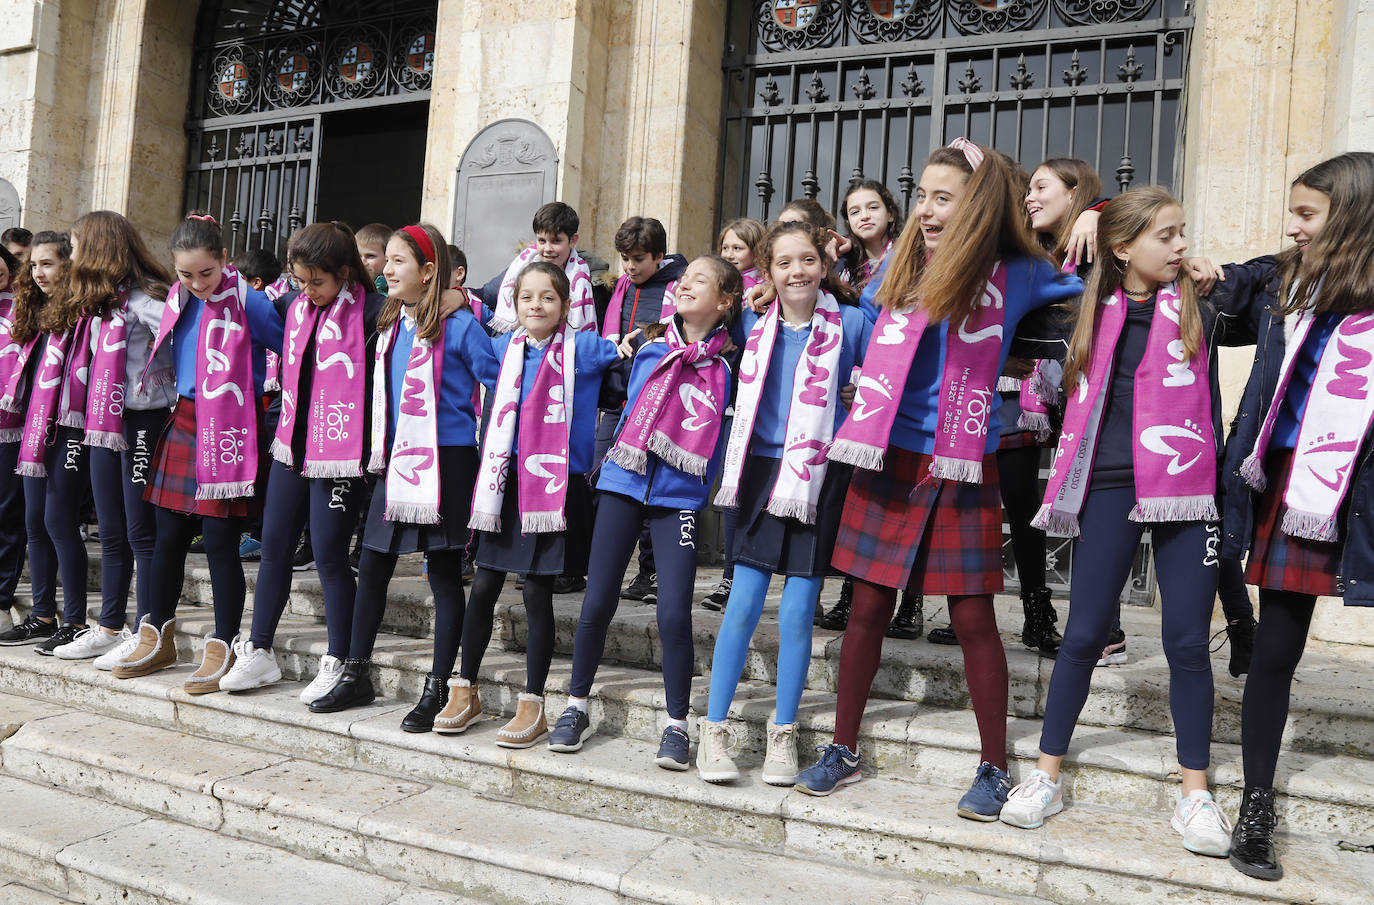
[616,328,643,359]
[827,229,853,258]
[1002,357,1035,380]
[1184,256,1225,296]
[1063,209,1100,269]
[438,288,471,316]
[744,282,775,314]
[840,383,856,408]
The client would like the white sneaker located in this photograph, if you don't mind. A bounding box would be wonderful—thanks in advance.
[1172,789,1232,857]
[93,628,138,671]
[300,654,343,704]
[218,640,282,692]
[696,720,740,783]
[54,627,122,660]
[762,722,799,786]
[999,769,1064,829]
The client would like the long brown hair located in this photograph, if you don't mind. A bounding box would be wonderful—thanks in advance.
[47,211,170,333]
[376,223,452,343]
[757,220,856,304]
[874,146,973,312]
[1031,158,1102,262]
[1062,187,1202,390]
[1278,151,1374,316]
[286,221,370,303]
[13,230,70,343]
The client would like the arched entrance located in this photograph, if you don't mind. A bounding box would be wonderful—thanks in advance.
[183,1,437,256]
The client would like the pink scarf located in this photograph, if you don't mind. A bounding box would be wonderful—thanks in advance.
[84,299,131,450]
[997,362,1054,441]
[56,318,92,429]
[741,268,764,291]
[369,315,446,523]
[0,291,37,443]
[271,283,367,478]
[1034,284,1216,536]
[470,325,576,534]
[602,274,678,342]
[261,276,292,393]
[608,320,730,477]
[716,291,844,524]
[830,263,1010,482]
[490,246,596,334]
[148,272,259,499]
[1241,305,1374,541]
[16,330,75,477]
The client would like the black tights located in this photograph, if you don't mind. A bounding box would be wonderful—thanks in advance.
[461,569,555,696]
[146,509,244,642]
[1240,588,1316,788]
[996,445,1046,588]
[348,547,466,679]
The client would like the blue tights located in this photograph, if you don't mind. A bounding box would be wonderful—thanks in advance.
[706,563,822,725]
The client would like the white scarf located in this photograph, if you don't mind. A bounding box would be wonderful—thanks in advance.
[489,246,597,334]
[369,313,445,524]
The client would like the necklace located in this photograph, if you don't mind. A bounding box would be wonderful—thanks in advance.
[1123,286,1153,300]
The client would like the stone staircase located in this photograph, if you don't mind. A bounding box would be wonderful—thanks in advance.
[0,554,1369,904]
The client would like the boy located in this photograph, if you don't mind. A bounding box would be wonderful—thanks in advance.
[2,228,32,269]
[482,202,597,333]
[356,223,391,295]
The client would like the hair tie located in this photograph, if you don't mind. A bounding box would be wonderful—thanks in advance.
[187,213,218,224]
[947,137,985,170]
[401,225,435,264]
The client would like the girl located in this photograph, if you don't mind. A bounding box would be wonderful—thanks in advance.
[697,223,868,785]
[43,213,176,666]
[1216,152,1374,881]
[546,255,737,765]
[112,214,284,691]
[0,246,26,637]
[999,188,1252,859]
[792,142,1082,821]
[218,222,384,703]
[309,225,498,733]
[702,218,766,611]
[839,180,903,292]
[0,239,57,646]
[435,261,621,746]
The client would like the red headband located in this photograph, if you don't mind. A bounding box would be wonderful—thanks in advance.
[401,225,435,264]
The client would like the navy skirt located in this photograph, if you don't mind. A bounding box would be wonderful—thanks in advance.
[362,445,477,555]
[734,452,852,578]
[474,464,592,577]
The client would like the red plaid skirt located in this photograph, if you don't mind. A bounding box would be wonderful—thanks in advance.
[1245,449,1342,597]
[831,447,1003,595]
[144,397,265,519]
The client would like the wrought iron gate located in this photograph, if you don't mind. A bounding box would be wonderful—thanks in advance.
[184,1,437,258]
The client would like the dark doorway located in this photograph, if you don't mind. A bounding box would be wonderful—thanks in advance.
[315,100,429,231]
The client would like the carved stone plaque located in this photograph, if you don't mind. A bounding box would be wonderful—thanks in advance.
[0,179,20,235]
[452,119,558,285]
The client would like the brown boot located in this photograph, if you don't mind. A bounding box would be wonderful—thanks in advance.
[183,636,236,695]
[495,693,547,748]
[434,677,482,735]
[112,616,178,679]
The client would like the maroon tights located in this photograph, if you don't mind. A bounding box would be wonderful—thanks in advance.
[834,578,1008,769]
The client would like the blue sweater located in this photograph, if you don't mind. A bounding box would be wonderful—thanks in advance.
[596,332,732,510]
[859,256,1083,454]
[1274,311,1340,450]
[172,286,285,400]
[738,303,871,457]
[386,309,501,448]
[488,330,620,475]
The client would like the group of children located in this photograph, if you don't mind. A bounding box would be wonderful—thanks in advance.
[0,144,1368,886]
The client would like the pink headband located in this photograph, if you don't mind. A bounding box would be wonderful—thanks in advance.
[401,225,435,264]
[947,137,985,170]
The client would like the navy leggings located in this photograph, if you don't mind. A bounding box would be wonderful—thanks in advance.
[569,492,699,720]
[461,569,554,694]
[26,427,88,625]
[349,547,466,679]
[89,409,166,630]
[593,410,654,575]
[248,461,362,656]
[997,445,1046,589]
[1040,486,1217,770]
[146,509,244,642]
[0,442,28,610]
[1241,588,1316,788]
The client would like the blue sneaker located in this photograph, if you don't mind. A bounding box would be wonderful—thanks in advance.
[654,725,690,771]
[794,743,862,796]
[957,761,1011,821]
[547,705,592,752]
[239,534,262,560]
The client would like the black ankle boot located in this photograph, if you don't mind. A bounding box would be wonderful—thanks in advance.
[886,592,924,639]
[401,673,449,733]
[1226,614,1256,678]
[1020,587,1061,658]
[308,658,375,713]
[1230,786,1282,880]
[818,578,853,630]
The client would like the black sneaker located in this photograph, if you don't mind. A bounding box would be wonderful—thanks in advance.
[35,622,83,655]
[553,575,587,595]
[1226,614,1256,678]
[700,577,732,611]
[622,571,655,602]
[654,724,690,771]
[547,706,592,752]
[927,625,958,645]
[292,537,315,571]
[0,616,57,646]
[188,534,205,554]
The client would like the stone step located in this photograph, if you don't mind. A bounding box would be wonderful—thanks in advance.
[0,693,1363,905]
[0,698,1056,905]
[0,881,78,904]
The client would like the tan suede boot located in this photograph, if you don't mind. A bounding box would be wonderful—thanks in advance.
[434,677,482,735]
[183,636,236,695]
[495,693,547,748]
[112,616,178,679]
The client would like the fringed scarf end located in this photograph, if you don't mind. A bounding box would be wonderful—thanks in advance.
[765,497,818,525]
[269,438,294,468]
[647,433,709,477]
[930,455,983,484]
[1130,496,1219,524]
[606,445,649,476]
[521,511,568,534]
[15,461,45,478]
[1240,453,1268,491]
[827,439,885,472]
[714,486,739,510]
[84,430,128,451]
[1032,504,1080,537]
[386,502,440,525]
[1281,508,1339,542]
[468,512,502,534]
[997,376,1022,393]
[196,481,254,500]
[301,460,364,479]
[0,428,21,444]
